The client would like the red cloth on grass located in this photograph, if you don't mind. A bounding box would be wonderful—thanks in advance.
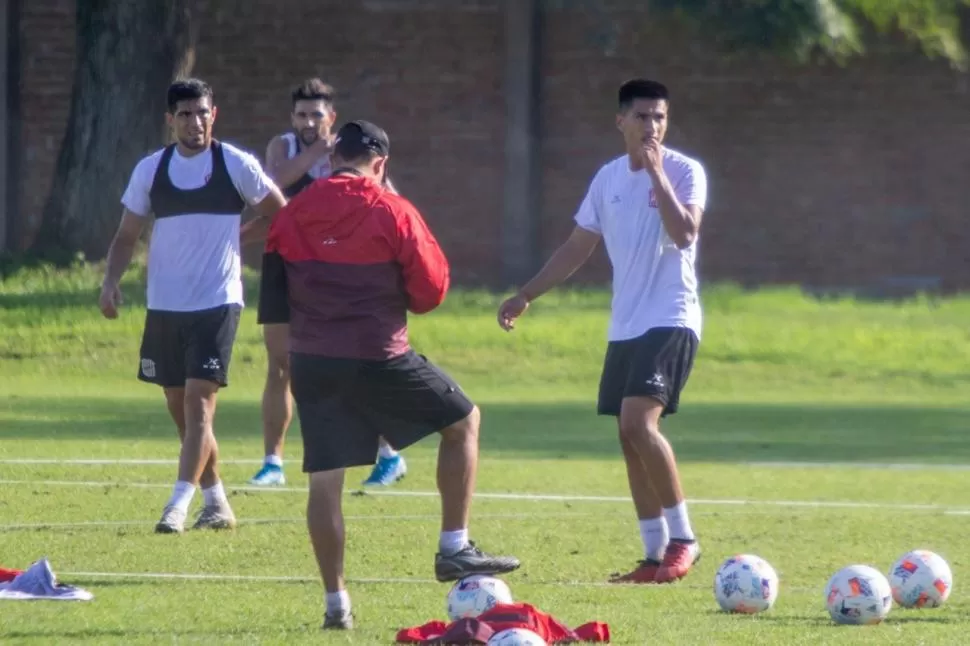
[0,568,24,583]
[396,602,610,644]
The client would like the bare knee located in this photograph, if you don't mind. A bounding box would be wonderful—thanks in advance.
[441,405,480,443]
[263,324,291,380]
[183,379,219,431]
[266,350,290,383]
[308,470,345,514]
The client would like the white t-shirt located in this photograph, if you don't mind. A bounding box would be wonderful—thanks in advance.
[282,132,332,179]
[121,142,275,312]
[574,147,708,341]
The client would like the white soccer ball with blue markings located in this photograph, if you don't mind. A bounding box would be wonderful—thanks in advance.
[713,554,779,613]
[446,575,513,620]
[825,564,893,625]
[487,628,547,646]
[888,549,953,608]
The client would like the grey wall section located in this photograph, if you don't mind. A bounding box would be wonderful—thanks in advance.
[501,0,540,286]
[0,0,9,251]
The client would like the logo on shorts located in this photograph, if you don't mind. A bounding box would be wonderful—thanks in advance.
[203,357,222,371]
[141,358,156,379]
[646,373,665,388]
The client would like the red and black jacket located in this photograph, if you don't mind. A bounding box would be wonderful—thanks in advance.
[258,172,449,360]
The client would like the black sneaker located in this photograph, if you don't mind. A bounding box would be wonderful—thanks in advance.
[322,610,353,630]
[434,540,521,582]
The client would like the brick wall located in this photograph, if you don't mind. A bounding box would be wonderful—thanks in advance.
[13,0,970,290]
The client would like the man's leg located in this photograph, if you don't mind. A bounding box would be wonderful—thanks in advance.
[609,424,668,583]
[185,377,236,530]
[361,435,408,487]
[432,406,520,582]
[155,387,221,533]
[618,395,699,583]
[251,323,291,486]
[308,468,353,629]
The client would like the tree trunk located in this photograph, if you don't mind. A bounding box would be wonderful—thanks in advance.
[31,0,197,261]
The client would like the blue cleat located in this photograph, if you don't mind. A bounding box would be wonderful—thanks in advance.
[249,463,286,486]
[362,454,407,486]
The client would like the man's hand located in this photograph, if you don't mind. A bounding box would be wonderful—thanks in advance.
[641,139,664,177]
[309,135,334,159]
[497,293,530,331]
[99,282,123,319]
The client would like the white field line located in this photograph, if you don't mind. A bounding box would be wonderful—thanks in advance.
[0,512,589,531]
[4,457,970,471]
[57,569,827,593]
[2,478,969,514]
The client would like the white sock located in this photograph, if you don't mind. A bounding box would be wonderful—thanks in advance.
[639,517,669,562]
[378,443,398,459]
[166,480,196,513]
[439,529,469,556]
[265,454,283,467]
[203,481,227,507]
[663,501,696,541]
[326,590,351,615]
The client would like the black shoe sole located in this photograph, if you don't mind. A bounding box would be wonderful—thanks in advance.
[434,560,521,583]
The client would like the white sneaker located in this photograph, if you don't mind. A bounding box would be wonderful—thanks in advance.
[154,505,186,534]
[192,500,237,530]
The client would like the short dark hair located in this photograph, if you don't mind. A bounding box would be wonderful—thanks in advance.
[333,120,389,164]
[167,78,213,113]
[292,78,335,109]
[618,79,669,111]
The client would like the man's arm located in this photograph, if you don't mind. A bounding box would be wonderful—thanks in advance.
[520,226,600,302]
[642,143,705,249]
[394,204,450,314]
[240,186,288,246]
[265,135,332,191]
[99,210,147,318]
[497,226,600,331]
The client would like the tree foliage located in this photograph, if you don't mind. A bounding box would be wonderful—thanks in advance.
[653,0,970,69]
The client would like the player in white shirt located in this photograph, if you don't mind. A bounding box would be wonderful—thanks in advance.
[99,78,287,533]
[248,78,409,489]
[497,79,707,584]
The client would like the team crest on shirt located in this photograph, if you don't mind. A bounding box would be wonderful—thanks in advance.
[648,188,658,208]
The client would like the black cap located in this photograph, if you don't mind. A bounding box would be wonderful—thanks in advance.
[333,120,390,159]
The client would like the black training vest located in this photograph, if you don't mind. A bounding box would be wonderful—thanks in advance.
[149,140,246,219]
[283,134,317,198]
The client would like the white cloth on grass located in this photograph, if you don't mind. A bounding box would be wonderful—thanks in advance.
[0,558,93,601]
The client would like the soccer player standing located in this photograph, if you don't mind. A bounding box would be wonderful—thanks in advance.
[99,78,286,533]
[248,78,409,488]
[260,120,520,629]
[498,79,706,584]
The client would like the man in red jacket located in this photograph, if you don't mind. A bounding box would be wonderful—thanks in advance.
[259,120,520,631]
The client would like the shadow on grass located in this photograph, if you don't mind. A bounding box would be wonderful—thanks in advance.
[2,396,970,464]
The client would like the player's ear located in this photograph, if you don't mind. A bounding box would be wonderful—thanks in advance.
[615,113,624,132]
[210,105,218,124]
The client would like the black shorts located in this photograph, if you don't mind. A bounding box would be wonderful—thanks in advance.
[290,350,475,473]
[256,251,290,325]
[597,327,698,418]
[137,304,241,388]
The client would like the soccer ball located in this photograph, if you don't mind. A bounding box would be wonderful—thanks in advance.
[446,575,513,620]
[825,564,893,625]
[713,554,779,613]
[888,549,953,609]
[487,628,548,646]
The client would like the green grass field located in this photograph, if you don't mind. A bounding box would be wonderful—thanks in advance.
[2,257,969,644]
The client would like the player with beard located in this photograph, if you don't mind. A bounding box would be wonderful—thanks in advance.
[248,79,408,488]
[100,78,286,533]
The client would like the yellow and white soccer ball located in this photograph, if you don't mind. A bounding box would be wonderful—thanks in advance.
[446,575,513,621]
[888,549,953,609]
[825,564,893,625]
[487,627,548,646]
[713,554,780,614]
